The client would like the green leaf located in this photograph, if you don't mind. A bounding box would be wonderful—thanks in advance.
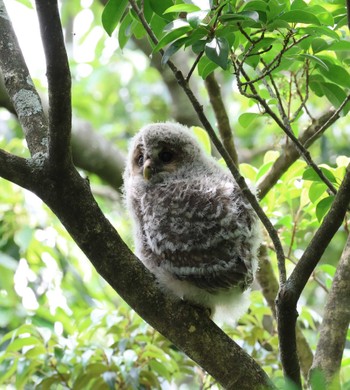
[311,38,329,54]
[164,19,190,32]
[118,12,132,49]
[14,226,33,253]
[153,25,192,53]
[327,41,350,51]
[318,264,336,278]
[238,112,262,128]
[149,0,173,19]
[163,4,201,14]
[197,56,218,79]
[6,337,41,352]
[317,62,350,89]
[278,10,321,25]
[303,167,337,183]
[316,196,335,222]
[161,37,187,66]
[256,161,274,181]
[220,11,260,24]
[192,126,211,154]
[187,11,208,28]
[102,0,129,37]
[205,37,229,70]
[240,163,258,182]
[308,182,327,203]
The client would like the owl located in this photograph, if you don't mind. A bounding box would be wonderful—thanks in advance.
[123,122,261,323]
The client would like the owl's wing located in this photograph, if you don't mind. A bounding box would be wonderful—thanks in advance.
[141,178,259,292]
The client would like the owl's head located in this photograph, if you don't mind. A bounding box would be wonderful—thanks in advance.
[125,122,204,183]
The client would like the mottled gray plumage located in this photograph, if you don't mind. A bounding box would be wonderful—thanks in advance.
[123,122,261,323]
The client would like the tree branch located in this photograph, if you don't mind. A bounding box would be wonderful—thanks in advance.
[277,165,350,386]
[233,55,338,197]
[258,109,339,199]
[35,0,72,169]
[71,119,126,190]
[0,149,34,190]
[205,72,239,165]
[0,0,48,156]
[256,245,313,379]
[310,232,350,386]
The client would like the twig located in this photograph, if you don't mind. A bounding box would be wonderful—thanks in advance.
[186,51,204,83]
[233,57,338,196]
[304,93,350,148]
[35,0,72,170]
[128,0,287,285]
[258,110,339,198]
[291,61,313,122]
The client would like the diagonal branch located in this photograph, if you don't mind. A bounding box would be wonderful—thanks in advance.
[0,0,48,156]
[0,149,34,190]
[258,109,339,199]
[35,0,72,169]
[205,72,239,165]
[233,57,338,196]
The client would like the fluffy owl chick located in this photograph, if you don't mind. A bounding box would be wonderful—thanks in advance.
[123,122,261,324]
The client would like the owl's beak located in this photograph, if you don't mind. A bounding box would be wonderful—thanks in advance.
[143,159,153,180]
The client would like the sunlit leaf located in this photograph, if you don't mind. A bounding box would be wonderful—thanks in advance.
[303,167,337,183]
[192,126,211,154]
[278,10,320,25]
[238,112,262,128]
[153,25,192,53]
[163,4,201,14]
[205,37,229,70]
[316,196,335,222]
[102,0,129,36]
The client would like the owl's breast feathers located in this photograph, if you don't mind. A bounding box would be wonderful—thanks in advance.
[138,178,259,293]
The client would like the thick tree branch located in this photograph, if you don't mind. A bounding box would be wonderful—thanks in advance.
[0,76,125,191]
[0,0,48,156]
[0,149,34,190]
[277,165,350,386]
[205,72,239,166]
[35,0,72,169]
[256,245,313,379]
[310,233,350,386]
[71,119,126,190]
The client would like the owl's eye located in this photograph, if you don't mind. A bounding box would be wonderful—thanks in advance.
[159,150,173,164]
[137,154,144,167]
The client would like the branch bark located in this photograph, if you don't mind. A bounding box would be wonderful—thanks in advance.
[310,233,350,386]
[205,72,239,166]
[258,109,338,199]
[35,0,72,169]
[0,1,47,156]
